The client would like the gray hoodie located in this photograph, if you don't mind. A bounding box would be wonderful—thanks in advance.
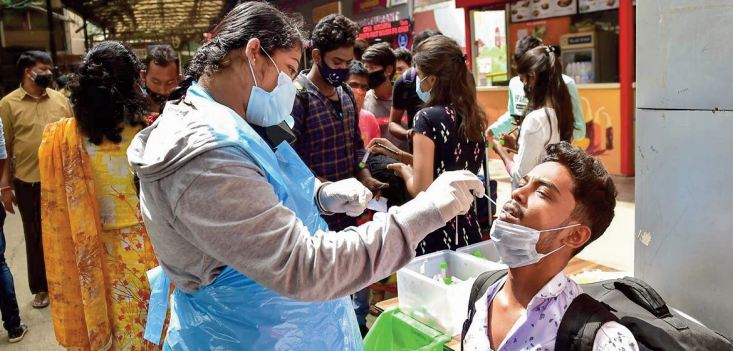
[127,96,445,301]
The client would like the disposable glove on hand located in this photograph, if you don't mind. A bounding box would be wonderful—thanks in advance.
[318,178,374,217]
[422,170,485,223]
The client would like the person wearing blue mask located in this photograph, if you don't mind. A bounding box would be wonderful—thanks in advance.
[367,35,487,256]
[462,142,638,351]
[127,2,485,350]
[291,14,387,239]
[291,13,389,337]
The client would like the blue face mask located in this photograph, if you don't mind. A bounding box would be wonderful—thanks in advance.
[245,48,296,128]
[416,74,432,102]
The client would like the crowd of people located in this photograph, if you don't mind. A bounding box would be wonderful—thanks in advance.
[0,1,638,350]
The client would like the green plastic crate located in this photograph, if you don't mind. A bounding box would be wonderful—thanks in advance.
[364,308,452,351]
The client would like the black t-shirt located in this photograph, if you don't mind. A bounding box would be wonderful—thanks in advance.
[329,97,343,119]
[392,68,424,129]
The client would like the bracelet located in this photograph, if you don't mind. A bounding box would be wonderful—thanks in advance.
[314,182,334,216]
[0,186,11,192]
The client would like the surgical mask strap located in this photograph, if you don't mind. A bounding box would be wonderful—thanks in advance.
[538,223,581,233]
[245,47,280,88]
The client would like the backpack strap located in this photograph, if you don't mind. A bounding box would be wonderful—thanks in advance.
[613,277,688,330]
[461,269,508,351]
[556,293,619,351]
[294,81,310,118]
[341,82,359,115]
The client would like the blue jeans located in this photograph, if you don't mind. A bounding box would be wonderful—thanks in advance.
[352,287,370,327]
[0,204,21,331]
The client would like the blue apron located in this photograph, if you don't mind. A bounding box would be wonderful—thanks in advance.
[145,83,362,350]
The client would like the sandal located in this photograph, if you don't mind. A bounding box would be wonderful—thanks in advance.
[32,292,49,309]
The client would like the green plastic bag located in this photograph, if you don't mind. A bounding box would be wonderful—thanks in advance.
[364,308,452,351]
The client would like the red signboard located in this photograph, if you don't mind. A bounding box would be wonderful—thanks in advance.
[353,0,388,14]
[358,19,411,40]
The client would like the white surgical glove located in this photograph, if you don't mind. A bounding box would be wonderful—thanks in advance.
[317,178,373,217]
[422,170,485,223]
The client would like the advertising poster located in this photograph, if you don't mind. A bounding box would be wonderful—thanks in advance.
[354,0,388,14]
[579,0,619,13]
[473,10,508,84]
[510,0,576,23]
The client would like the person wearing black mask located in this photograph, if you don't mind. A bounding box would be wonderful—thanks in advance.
[361,42,403,148]
[291,14,387,239]
[0,50,72,310]
[141,44,181,118]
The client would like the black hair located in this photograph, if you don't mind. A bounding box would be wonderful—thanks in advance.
[56,74,70,89]
[413,35,486,142]
[517,45,575,142]
[542,142,617,253]
[551,44,562,57]
[17,50,52,76]
[348,60,368,78]
[70,41,147,145]
[176,1,305,97]
[361,42,396,71]
[513,36,542,62]
[413,29,441,50]
[145,44,179,73]
[354,39,370,61]
[311,14,359,54]
[393,48,412,66]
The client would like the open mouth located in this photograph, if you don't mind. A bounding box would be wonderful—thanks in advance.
[499,202,522,223]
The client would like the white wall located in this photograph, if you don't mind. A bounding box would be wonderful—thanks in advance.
[636,0,733,337]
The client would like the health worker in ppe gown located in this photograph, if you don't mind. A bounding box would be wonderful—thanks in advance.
[127,2,485,350]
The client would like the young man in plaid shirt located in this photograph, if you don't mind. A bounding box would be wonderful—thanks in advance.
[291,14,387,234]
[291,15,387,336]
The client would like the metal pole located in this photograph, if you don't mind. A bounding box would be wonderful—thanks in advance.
[82,17,89,50]
[619,0,635,176]
[45,0,57,63]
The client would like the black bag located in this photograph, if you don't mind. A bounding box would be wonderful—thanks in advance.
[461,269,733,351]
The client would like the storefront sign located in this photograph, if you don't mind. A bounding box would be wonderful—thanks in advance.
[510,0,577,23]
[313,2,341,23]
[357,11,401,27]
[354,0,388,14]
[579,0,619,13]
[358,19,411,40]
[414,0,449,13]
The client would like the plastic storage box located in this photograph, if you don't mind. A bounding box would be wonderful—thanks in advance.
[397,250,506,336]
[456,240,501,263]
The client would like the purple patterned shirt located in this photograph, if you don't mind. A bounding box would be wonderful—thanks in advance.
[463,271,639,351]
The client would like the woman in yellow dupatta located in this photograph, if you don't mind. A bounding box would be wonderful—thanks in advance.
[39,41,161,351]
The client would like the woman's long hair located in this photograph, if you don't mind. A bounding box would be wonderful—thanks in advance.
[171,1,305,99]
[413,35,487,142]
[69,41,147,145]
[516,46,574,142]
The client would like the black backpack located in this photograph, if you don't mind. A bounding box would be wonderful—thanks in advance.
[461,269,733,351]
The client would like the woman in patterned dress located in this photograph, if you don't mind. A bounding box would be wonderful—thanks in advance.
[39,41,162,350]
[368,35,487,255]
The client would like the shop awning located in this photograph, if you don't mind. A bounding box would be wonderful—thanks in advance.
[60,0,236,43]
